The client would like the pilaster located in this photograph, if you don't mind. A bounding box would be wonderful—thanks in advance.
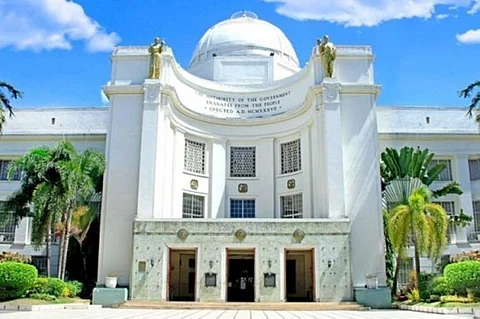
[322,78,346,219]
[137,80,161,218]
[455,154,474,244]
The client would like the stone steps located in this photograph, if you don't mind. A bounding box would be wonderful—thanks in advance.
[121,301,368,311]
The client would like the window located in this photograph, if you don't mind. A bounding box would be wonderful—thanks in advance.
[0,160,21,181]
[434,201,455,241]
[281,139,301,174]
[428,159,452,181]
[0,211,16,243]
[473,202,480,233]
[397,258,413,287]
[184,140,205,175]
[469,159,480,181]
[182,193,204,218]
[31,256,47,276]
[230,199,255,218]
[281,194,303,218]
[230,147,256,177]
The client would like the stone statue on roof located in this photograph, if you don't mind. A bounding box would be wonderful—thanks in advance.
[148,37,166,79]
[318,35,336,78]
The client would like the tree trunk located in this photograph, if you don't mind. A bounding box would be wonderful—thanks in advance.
[392,256,401,296]
[59,203,74,280]
[413,239,421,290]
[57,210,67,279]
[45,215,51,277]
[79,242,88,282]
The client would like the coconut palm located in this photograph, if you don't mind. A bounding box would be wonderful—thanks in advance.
[0,81,22,132]
[459,80,480,121]
[1,141,104,279]
[388,186,449,290]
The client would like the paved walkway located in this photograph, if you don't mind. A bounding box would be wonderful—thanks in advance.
[0,309,473,318]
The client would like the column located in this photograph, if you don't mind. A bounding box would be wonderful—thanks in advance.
[322,78,346,219]
[137,80,161,218]
[171,129,186,218]
[209,139,226,218]
[311,95,327,218]
[455,155,474,244]
[13,217,31,245]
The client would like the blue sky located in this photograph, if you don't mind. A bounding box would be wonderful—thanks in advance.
[0,0,479,108]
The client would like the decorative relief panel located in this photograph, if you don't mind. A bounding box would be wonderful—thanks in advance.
[144,82,161,104]
[322,81,341,104]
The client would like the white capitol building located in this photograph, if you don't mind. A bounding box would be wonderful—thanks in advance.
[1,12,479,307]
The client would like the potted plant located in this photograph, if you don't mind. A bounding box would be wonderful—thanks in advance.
[105,273,118,288]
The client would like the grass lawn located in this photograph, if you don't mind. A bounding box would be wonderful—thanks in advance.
[0,297,90,305]
[396,301,480,308]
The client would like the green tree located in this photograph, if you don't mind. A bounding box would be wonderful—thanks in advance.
[0,141,104,279]
[388,186,449,291]
[459,80,480,121]
[0,81,22,132]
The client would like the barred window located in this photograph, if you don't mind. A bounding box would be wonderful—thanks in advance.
[31,256,47,276]
[281,194,303,219]
[473,201,480,232]
[434,201,455,241]
[0,160,21,181]
[0,209,16,243]
[469,158,480,181]
[230,147,256,177]
[397,258,413,287]
[182,193,204,218]
[280,139,301,174]
[184,140,206,174]
[230,199,255,218]
[428,159,452,181]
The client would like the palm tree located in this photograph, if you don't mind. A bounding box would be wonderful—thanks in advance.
[459,80,480,121]
[388,186,449,290]
[0,81,22,132]
[56,147,105,280]
[0,141,104,279]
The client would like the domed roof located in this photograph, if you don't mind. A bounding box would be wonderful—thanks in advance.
[189,11,299,69]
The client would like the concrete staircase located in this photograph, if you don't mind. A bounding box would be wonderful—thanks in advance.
[120,301,368,311]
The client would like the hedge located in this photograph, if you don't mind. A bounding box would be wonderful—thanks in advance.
[444,261,480,295]
[0,262,38,301]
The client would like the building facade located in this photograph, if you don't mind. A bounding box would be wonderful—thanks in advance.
[0,13,479,305]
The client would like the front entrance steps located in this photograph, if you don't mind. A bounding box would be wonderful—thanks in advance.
[121,301,368,311]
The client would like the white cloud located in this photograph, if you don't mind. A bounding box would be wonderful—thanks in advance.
[262,0,478,27]
[435,13,449,19]
[456,29,480,44]
[0,0,120,52]
[468,0,480,13]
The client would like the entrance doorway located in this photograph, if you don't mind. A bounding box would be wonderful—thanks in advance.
[168,248,197,301]
[285,249,314,302]
[226,249,255,302]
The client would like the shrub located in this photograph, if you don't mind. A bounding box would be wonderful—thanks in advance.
[65,281,83,298]
[407,288,420,302]
[43,278,67,298]
[29,293,57,302]
[30,277,49,295]
[0,251,30,264]
[430,276,453,296]
[419,272,435,300]
[440,295,474,303]
[451,250,480,263]
[444,261,480,296]
[0,262,38,301]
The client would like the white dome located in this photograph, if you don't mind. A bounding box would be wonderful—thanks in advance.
[189,12,299,69]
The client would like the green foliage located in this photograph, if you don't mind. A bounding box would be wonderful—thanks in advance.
[448,210,473,228]
[440,295,474,303]
[43,278,67,298]
[0,262,38,301]
[0,81,22,132]
[451,250,480,263]
[459,80,480,122]
[407,288,420,302]
[430,276,453,296]
[444,261,480,295]
[418,272,436,300]
[29,293,57,301]
[0,251,30,264]
[30,277,49,295]
[65,281,83,298]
